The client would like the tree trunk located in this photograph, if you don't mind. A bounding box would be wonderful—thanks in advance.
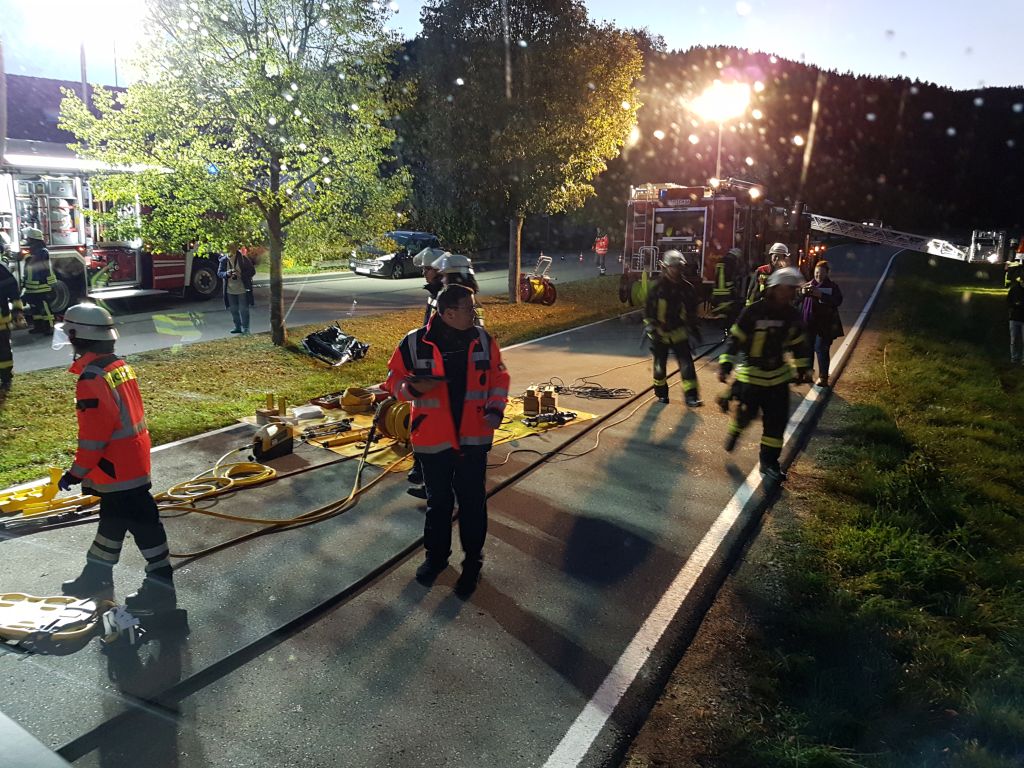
[268,206,286,346]
[507,214,523,303]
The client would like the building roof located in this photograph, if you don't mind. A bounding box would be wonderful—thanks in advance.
[4,73,123,145]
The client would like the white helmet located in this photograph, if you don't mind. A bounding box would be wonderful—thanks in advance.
[413,247,448,268]
[769,242,790,257]
[58,303,119,342]
[431,252,474,276]
[22,227,45,242]
[767,266,805,288]
[661,249,685,268]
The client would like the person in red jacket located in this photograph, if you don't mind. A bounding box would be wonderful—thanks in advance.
[384,284,510,597]
[55,303,175,613]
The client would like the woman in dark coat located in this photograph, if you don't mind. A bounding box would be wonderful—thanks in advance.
[802,260,844,387]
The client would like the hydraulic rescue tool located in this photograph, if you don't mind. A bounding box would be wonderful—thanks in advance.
[522,411,578,428]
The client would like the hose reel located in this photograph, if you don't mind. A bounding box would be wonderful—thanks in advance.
[375,398,411,444]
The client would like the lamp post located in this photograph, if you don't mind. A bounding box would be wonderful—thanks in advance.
[690,81,752,181]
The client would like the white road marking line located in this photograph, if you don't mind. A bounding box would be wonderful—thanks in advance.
[542,250,902,768]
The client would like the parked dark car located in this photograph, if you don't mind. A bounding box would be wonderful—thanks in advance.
[348,231,441,279]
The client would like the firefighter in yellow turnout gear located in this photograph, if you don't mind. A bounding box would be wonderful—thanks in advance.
[644,250,703,407]
[710,247,742,327]
[20,228,58,334]
[718,267,811,482]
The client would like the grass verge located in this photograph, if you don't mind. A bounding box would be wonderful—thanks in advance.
[0,277,624,488]
[627,254,1024,768]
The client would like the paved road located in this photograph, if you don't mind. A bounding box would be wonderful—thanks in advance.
[10,254,602,373]
[0,244,896,768]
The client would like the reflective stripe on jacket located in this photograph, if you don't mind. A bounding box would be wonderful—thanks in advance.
[643,275,698,344]
[68,351,152,493]
[719,300,810,386]
[0,264,24,330]
[384,320,510,454]
[23,249,57,295]
[712,260,735,298]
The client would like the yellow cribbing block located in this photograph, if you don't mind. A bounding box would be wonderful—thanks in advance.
[0,468,63,515]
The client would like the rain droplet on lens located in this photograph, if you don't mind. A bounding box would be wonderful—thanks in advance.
[922,111,934,121]
[1013,103,1024,113]
[973,97,984,107]
[946,127,957,137]
[866,113,876,122]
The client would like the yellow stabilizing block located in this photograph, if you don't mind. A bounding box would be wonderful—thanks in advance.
[0,593,115,655]
[0,467,63,515]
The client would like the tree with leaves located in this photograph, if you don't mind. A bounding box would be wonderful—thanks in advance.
[403,0,642,301]
[60,0,408,345]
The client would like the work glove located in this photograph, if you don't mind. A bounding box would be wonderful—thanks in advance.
[484,410,503,430]
[58,471,83,492]
[793,369,812,386]
[717,364,732,383]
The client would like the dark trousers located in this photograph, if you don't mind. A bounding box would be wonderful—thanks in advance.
[728,382,790,468]
[0,329,12,381]
[814,335,833,378]
[24,293,53,332]
[86,486,173,583]
[651,337,698,398]
[418,447,489,569]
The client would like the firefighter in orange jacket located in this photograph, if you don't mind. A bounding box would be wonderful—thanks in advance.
[384,284,510,598]
[55,303,176,612]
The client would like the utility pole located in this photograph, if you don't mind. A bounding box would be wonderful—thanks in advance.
[0,38,7,164]
[79,42,88,103]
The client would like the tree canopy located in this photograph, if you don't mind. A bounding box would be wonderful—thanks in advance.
[60,0,408,344]
[400,0,643,300]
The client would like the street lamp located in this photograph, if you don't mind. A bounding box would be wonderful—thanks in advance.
[690,81,752,180]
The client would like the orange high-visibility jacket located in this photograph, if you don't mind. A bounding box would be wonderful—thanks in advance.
[68,352,152,493]
[384,321,510,454]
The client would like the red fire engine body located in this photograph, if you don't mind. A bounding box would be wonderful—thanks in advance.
[1,162,221,314]
[620,181,809,307]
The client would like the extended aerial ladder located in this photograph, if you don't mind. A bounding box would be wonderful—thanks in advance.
[808,215,968,261]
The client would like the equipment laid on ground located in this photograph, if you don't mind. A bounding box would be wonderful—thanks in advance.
[341,387,375,415]
[256,393,288,425]
[523,411,578,428]
[300,324,370,367]
[300,419,353,441]
[252,423,294,462]
[311,390,346,409]
[519,255,558,305]
[374,398,411,444]
[0,593,118,655]
[0,467,63,515]
[523,385,559,417]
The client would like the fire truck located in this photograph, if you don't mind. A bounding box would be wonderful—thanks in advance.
[0,149,222,314]
[619,177,972,307]
[619,179,807,306]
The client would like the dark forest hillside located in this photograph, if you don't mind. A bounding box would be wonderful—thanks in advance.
[575,45,1023,244]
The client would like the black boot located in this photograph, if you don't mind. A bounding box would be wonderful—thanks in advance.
[62,564,114,598]
[125,577,177,613]
[407,485,428,500]
[454,561,482,599]
[654,384,669,404]
[414,557,449,586]
[685,390,704,408]
[724,430,740,453]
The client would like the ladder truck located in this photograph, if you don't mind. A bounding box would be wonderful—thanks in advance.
[619,177,975,307]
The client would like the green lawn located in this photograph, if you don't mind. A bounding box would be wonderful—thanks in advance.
[0,278,625,488]
[728,254,1024,767]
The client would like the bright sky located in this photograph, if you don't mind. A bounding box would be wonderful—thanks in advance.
[0,0,1020,90]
